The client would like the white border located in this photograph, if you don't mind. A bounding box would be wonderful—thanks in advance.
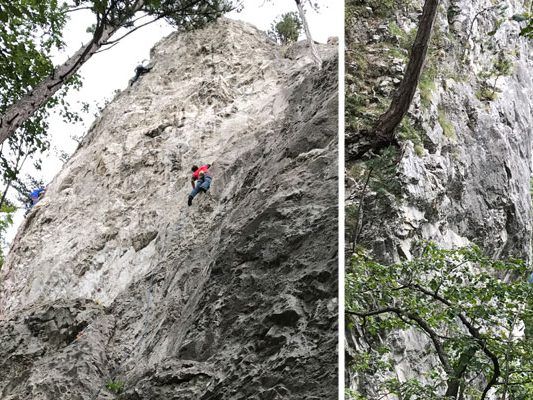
[338,0,346,397]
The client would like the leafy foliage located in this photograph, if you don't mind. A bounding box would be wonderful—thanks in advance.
[388,21,416,51]
[0,0,82,210]
[521,18,533,38]
[437,108,455,139]
[268,12,302,45]
[347,0,414,18]
[397,117,424,154]
[346,244,533,399]
[475,53,513,103]
[512,12,533,38]
[345,146,403,252]
[108,0,236,30]
[0,201,15,268]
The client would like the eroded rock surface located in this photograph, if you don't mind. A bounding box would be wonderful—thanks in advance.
[0,19,338,399]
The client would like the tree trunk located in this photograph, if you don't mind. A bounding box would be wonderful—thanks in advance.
[444,340,478,398]
[369,0,439,152]
[0,181,11,210]
[295,0,322,68]
[0,0,146,146]
[374,0,439,136]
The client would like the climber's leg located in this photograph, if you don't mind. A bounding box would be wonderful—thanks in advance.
[190,180,203,198]
[199,176,212,193]
[188,180,203,206]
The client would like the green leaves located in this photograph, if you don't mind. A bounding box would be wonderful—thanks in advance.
[511,12,533,38]
[347,243,533,398]
[0,0,71,196]
[143,0,236,30]
[267,12,303,45]
[0,200,16,269]
[521,18,533,39]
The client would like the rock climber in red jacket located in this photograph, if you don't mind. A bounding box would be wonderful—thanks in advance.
[188,163,212,206]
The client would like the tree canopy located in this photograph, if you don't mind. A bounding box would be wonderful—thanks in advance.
[347,243,533,400]
[0,0,77,208]
[268,12,302,45]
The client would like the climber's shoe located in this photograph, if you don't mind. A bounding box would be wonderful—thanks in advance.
[188,196,193,206]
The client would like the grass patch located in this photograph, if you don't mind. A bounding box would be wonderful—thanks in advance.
[419,63,438,107]
[398,117,424,156]
[475,52,513,102]
[438,108,456,139]
[383,44,409,61]
[388,21,417,50]
[414,144,425,156]
[106,380,124,394]
[364,0,402,17]
[476,86,498,102]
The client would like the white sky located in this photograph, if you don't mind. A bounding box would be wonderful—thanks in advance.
[4,0,341,246]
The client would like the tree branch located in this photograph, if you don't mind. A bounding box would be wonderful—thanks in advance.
[0,0,146,144]
[66,6,94,13]
[347,306,452,375]
[412,283,501,398]
[94,41,120,54]
[102,15,165,45]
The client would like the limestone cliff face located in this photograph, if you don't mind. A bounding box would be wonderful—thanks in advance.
[346,0,532,396]
[0,19,338,399]
[347,0,532,261]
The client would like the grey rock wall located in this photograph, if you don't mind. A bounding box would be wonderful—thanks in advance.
[0,19,338,399]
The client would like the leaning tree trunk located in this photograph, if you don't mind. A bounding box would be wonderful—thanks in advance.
[295,0,322,68]
[0,0,146,146]
[373,0,439,141]
[347,0,439,160]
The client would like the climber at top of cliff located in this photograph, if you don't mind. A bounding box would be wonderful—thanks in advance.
[30,186,46,206]
[24,186,46,215]
[129,60,154,86]
[188,163,212,206]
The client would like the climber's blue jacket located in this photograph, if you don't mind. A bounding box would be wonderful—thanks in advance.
[30,187,46,205]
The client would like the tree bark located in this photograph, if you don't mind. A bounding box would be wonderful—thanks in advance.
[444,346,478,398]
[0,181,11,210]
[374,0,439,138]
[0,0,146,146]
[295,0,322,68]
[347,0,439,160]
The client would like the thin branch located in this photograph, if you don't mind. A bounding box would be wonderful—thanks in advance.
[94,41,120,54]
[412,284,501,399]
[130,12,153,24]
[66,6,94,13]
[102,15,164,45]
[462,6,500,61]
[347,307,452,375]
[351,166,373,252]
